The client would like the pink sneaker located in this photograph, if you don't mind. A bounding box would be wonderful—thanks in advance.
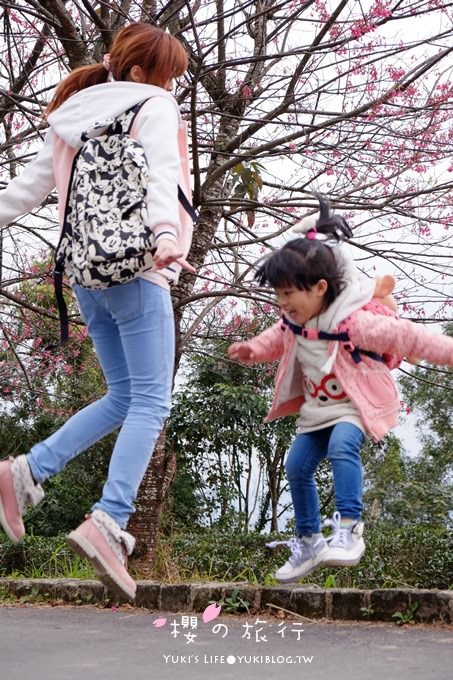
[0,455,44,542]
[66,509,136,601]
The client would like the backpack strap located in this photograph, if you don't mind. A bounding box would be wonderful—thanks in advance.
[128,99,199,223]
[178,185,198,222]
[53,270,69,344]
[53,141,84,344]
[281,314,385,364]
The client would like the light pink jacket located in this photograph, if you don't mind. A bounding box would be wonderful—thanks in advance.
[247,309,453,441]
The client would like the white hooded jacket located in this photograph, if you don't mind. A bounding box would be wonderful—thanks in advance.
[0,81,194,286]
[284,241,376,433]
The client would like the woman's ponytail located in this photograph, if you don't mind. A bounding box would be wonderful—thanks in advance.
[44,63,109,118]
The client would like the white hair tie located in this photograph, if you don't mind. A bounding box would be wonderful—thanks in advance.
[102,53,111,71]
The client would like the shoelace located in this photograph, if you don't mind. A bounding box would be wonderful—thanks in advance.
[322,511,349,548]
[266,537,305,565]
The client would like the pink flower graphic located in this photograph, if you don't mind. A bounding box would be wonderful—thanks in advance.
[153,618,167,627]
[203,603,222,623]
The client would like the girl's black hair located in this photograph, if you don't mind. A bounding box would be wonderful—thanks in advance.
[314,193,353,241]
[255,238,345,308]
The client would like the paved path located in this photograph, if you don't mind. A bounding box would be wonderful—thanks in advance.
[0,605,451,680]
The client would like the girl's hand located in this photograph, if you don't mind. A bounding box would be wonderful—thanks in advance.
[228,341,256,362]
[153,238,196,273]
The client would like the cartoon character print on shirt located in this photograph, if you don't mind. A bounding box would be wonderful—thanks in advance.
[304,373,347,404]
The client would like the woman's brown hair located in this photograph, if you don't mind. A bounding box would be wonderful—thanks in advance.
[45,23,188,117]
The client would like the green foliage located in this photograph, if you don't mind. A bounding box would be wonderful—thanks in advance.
[26,441,112,536]
[392,601,419,625]
[231,161,264,200]
[160,528,277,582]
[166,338,294,532]
[0,585,17,604]
[0,411,113,536]
[0,261,101,414]
[397,324,453,528]
[362,429,452,528]
[360,605,375,618]
[166,524,453,589]
[323,574,337,589]
[213,587,251,614]
[0,534,95,579]
[1,525,451,590]
[399,322,453,452]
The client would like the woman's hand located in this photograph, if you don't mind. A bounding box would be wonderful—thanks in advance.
[153,238,196,273]
[228,341,256,362]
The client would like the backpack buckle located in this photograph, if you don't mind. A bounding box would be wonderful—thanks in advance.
[344,342,362,364]
[301,328,319,340]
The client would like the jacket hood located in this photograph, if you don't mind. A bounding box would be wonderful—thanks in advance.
[314,242,375,330]
[312,271,374,331]
[284,242,375,332]
[46,81,177,148]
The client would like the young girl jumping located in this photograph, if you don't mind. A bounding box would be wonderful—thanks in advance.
[0,23,194,601]
[228,209,453,583]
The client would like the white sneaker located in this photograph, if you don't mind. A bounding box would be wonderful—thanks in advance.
[322,511,365,567]
[266,534,329,583]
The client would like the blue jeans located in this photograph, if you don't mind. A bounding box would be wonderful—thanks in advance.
[27,278,175,528]
[285,423,365,537]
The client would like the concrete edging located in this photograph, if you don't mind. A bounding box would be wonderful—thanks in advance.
[0,578,451,623]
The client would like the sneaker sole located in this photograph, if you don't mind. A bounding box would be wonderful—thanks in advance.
[0,495,23,543]
[66,531,136,602]
[275,549,330,583]
[276,565,315,583]
[322,545,366,567]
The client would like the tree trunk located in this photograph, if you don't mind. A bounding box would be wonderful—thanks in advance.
[127,424,176,572]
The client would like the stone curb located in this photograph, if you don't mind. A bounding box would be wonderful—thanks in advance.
[0,578,452,623]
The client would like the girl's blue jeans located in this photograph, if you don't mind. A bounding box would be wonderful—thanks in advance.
[285,422,365,537]
[27,278,175,529]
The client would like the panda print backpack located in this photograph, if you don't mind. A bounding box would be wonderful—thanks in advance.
[54,99,197,342]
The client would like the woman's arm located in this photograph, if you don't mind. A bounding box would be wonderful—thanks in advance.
[0,129,56,229]
[133,96,181,245]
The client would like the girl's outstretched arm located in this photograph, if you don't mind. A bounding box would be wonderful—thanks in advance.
[228,320,285,363]
[348,310,453,366]
[228,341,256,363]
[0,130,56,229]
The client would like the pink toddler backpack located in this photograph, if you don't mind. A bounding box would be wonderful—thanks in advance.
[282,299,404,370]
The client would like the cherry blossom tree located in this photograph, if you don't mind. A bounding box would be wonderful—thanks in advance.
[1,0,452,563]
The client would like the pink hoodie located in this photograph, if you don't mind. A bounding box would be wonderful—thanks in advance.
[247,309,453,441]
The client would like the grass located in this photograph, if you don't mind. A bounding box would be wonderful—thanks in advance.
[0,524,451,590]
